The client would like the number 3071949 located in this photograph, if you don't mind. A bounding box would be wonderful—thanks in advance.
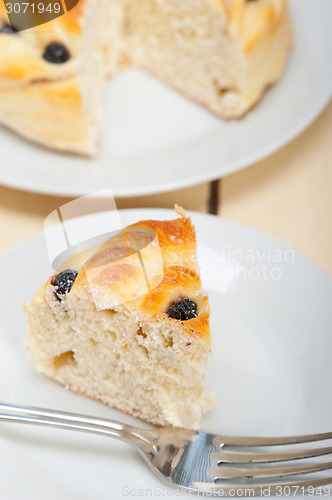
[5,2,62,14]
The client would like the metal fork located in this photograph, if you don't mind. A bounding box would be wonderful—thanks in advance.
[0,402,331,496]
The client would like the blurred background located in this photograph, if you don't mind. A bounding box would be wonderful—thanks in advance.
[1,99,331,275]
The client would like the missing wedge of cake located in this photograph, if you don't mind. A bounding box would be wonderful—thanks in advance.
[23,208,213,429]
[0,0,291,155]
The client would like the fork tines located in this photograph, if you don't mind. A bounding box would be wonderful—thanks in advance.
[208,432,332,493]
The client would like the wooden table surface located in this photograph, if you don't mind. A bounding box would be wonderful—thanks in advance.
[0,100,331,276]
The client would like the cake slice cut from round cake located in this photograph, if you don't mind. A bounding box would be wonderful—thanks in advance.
[22,208,213,429]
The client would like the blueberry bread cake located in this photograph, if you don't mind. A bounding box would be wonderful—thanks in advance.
[0,0,291,156]
[22,207,213,429]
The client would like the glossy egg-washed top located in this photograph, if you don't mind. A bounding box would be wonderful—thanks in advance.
[38,208,211,347]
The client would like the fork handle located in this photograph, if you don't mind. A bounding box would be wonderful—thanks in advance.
[0,402,155,455]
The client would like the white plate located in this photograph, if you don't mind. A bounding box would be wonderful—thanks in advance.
[1,0,332,198]
[0,208,331,499]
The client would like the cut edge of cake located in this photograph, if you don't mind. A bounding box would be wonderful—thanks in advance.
[121,0,292,119]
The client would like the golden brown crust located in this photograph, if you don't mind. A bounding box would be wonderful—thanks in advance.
[130,214,198,268]
[0,76,96,155]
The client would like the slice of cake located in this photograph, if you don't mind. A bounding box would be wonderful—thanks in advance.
[23,208,212,429]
